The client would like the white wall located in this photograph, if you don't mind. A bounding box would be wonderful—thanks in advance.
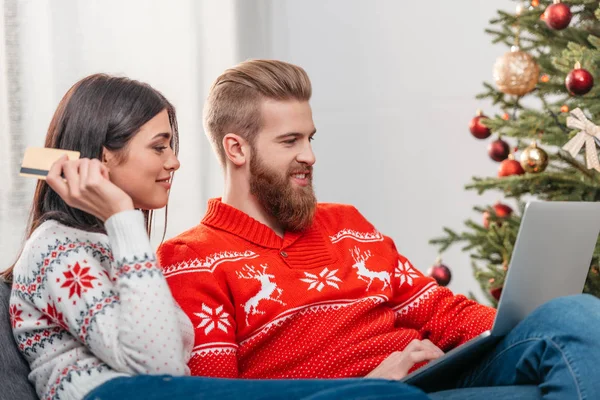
[263,0,514,300]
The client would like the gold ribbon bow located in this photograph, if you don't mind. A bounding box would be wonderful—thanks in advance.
[563,108,600,172]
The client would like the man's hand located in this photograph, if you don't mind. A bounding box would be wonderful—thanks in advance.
[365,339,444,380]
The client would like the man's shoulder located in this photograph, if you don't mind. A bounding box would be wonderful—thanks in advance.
[159,222,227,254]
[315,202,374,230]
[157,223,257,277]
[316,202,360,215]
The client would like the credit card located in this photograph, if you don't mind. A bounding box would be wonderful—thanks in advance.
[20,147,81,180]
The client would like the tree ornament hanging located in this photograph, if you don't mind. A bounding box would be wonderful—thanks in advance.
[493,5,539,96]
[483,202,513,229]
[565,62,594,96]
[469,110,492,139]
[520,141,549,173]
[543,0,572,30]
[493,47,539,96]
[498,154,526,177]
[488,137,511,162]
[563,108,600,172]
[493,9,539,97]
[427,257,452,287]
[490,286,503,301]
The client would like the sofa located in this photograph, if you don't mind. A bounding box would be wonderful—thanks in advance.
[0,281,38,400]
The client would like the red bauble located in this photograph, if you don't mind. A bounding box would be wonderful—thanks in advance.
[427,262,452,287]
[483,202,513,229]
[469,111,491,139]
[566,68,594,96]
[498,156,525,177]
[487,138,510,162]
[490,286,503,301]
[544,2,572,30]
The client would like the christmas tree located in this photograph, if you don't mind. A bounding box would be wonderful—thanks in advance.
[430,0,600,306]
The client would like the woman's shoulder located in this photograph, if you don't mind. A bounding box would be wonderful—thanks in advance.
[29,219,107,246]
[14,220,109,277]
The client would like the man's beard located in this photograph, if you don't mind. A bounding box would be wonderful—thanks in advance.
[249,154,317,232]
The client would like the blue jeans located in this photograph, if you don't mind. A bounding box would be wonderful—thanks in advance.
[431,294,600,400]
[84,375,429,400]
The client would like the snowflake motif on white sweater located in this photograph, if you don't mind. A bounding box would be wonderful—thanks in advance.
[9,211,194,400]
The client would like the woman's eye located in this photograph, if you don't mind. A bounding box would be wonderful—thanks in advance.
[154,146,168,153]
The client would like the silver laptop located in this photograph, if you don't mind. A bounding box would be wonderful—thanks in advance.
[402,201,600,389]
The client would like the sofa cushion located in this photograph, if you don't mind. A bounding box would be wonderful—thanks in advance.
[0,280,38,400]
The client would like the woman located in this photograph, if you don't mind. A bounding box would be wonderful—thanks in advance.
[4,74,429,400]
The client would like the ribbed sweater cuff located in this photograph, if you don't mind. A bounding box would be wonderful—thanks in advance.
[104,210,153,263]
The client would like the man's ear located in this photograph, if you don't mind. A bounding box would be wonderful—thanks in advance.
[223,133,248,167]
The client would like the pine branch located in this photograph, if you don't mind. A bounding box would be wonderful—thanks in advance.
[557,150,599,179]
[466,170,600,201]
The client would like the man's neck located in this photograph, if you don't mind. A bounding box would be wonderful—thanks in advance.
[222,175,285,238]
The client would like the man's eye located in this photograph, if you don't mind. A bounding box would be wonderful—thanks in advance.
[283,139,297,145]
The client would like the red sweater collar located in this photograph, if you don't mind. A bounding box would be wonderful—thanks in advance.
[202,198,304,249]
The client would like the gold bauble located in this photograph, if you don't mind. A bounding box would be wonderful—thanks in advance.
[520,142,548,173]
[493,47,540,96]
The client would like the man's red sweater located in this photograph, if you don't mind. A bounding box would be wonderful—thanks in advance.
[157,198,495,378]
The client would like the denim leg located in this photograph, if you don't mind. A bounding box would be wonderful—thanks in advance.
[429,385,541,400]
[456,294,600,400]
[84,375,431,400]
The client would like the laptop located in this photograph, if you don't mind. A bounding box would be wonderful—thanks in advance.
[402,201,600,390]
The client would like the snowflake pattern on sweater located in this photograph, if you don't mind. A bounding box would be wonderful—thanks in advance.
[10,210,194,400]
[158,199,497,379]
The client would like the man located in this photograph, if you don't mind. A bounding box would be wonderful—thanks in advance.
[158,60,600,397]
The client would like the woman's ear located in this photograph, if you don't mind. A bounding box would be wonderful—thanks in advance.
[223,134,248,167]
[101,147,113,166]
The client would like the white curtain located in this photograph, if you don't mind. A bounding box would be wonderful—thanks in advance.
[0,0,274,265]
[0,0,30,267]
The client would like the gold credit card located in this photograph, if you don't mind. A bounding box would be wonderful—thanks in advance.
[20,147,81,180]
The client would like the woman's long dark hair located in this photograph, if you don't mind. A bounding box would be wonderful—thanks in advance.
[1,74,179,282]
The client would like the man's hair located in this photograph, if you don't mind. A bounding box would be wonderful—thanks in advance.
[203,59,312,166]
